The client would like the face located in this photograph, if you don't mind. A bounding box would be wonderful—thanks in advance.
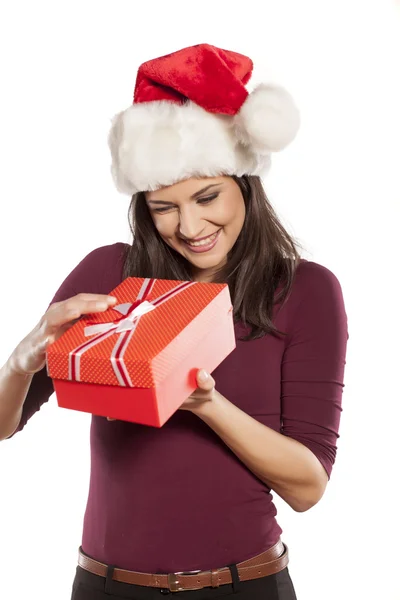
[145,176,246,281]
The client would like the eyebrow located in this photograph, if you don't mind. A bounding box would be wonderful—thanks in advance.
[191,183,222,199]
[147,183,223,205]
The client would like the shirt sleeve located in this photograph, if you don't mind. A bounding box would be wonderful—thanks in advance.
[7,243,127,437]
[280,261,349,478]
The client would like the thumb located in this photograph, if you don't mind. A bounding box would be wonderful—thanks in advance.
[196,369,215,391]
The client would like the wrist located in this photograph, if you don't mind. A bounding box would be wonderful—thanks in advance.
[192,389,226,419]
[5,355,33,380]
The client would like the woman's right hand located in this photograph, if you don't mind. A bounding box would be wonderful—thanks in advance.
[8,294,117,376]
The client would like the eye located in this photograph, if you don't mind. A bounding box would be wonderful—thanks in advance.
[151,192,219,214]
[197,193,219,205]
[152,205,176,214]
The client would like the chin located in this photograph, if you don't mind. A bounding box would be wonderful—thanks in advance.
[186,253,225,271]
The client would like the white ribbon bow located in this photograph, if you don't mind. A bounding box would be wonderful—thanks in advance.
[83,301,155,337]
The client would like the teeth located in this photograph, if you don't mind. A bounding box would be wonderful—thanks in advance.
[186,232,218,247]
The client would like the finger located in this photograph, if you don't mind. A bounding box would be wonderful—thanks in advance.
[59,295,118,317]
[74,294,118,303]
[40,296,117,333]
[50,294,117,315]
[196,369,215,391]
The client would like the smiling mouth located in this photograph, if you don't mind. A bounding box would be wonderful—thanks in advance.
[183,230,221,247]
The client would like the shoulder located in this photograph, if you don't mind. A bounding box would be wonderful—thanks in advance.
[78,241,129,264]
[294,258,344,292]
[50,242,130,304]
[70,241,129,288]
[76,242,129,274]
[284,258,347,320]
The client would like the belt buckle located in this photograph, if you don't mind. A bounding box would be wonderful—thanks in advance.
[167,570,201,592]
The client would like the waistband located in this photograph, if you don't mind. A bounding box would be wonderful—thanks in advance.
[77,540,289,593]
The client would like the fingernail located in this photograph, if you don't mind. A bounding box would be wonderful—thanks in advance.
[198,369,209,382]
[107,296,117,304]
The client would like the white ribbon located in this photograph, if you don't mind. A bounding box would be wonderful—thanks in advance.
[83,301,155,337]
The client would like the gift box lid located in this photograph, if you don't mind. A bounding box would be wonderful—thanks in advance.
[46,277,233,388]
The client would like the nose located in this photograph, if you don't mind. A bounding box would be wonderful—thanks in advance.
[177,205,205,240]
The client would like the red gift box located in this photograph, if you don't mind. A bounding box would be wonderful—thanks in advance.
[46,277,235,427]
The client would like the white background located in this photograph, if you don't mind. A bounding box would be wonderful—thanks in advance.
[1,1,399,599]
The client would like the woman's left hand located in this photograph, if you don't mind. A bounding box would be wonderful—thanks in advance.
[179,369,216,413]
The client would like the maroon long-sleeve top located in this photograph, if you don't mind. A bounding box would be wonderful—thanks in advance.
[10,243,348,573]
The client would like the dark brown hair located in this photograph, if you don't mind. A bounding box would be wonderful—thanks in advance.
[122,175,303,340]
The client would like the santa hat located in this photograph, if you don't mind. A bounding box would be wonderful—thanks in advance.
[108,43,300,195]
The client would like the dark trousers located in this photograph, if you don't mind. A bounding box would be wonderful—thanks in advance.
[71,563,297,599]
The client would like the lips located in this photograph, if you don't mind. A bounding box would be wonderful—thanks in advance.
[181,229,221,254]
[184,230,220,247]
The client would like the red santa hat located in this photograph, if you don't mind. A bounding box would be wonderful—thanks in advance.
[108,43,300,195]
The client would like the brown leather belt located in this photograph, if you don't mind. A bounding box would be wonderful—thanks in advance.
[77,540,288,592]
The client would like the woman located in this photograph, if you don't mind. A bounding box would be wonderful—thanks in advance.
[0,44,348,599]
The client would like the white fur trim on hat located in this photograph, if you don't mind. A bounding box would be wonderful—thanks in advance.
[108,101,273,195]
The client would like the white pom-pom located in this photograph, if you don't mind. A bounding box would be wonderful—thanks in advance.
[235,84,300,153]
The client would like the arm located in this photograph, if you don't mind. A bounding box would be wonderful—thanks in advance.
[185,373,327,512]
[0,294,117,441]
[182,263,348,512]
[0,244,127,441]
[0,360,35,440]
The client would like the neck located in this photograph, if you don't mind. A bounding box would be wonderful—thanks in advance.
[192,270,215,283]
[191,259,226,283]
